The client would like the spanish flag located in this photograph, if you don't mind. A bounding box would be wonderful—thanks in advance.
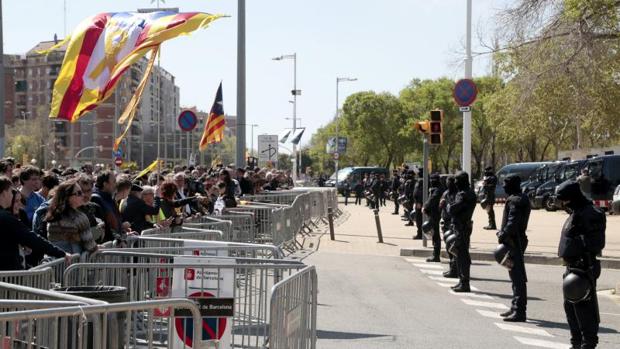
[44,11,223,122]
[199,82,225,151]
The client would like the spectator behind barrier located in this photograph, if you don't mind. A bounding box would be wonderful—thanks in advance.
[45,180,98,255]
[39,172,60,200]
[121,183,163,233]
[0,176,70,270]
[19,165,45,226]
[91,171,128,244]
[159,180,202,227]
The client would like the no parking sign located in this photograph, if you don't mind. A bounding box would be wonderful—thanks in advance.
[171,256,234,349]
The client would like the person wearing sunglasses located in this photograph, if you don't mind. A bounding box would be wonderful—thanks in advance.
[45,180,98,254]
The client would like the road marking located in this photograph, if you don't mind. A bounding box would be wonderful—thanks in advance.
[405,258,426,263]
[495,323,553,337]
[601,312,620,317]
[412,263,444,269]
[419,269,444,276]
[476,309,503,319]
[450,291,493,299]
[436,282,454,288]
[470,285,480,291]
[513,336,570,349]
[427,276,452,281]
[461,299,508,309]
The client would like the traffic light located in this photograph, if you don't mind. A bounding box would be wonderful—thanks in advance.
[414,120,430,134]
[429,110,443,145]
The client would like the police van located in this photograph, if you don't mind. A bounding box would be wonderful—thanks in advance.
[476,162,548,202]
[587,154,620,210]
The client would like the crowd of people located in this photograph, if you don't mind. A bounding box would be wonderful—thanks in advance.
[0,157,295,271]
[347,164,605,348]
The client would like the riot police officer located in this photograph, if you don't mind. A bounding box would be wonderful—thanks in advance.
[556,180,606,349]
[482,166,498,230]
[423,173,443,262]
[412,169,424,240]
[370,172,382,210]
[441,175,458,278]
[447,171,477,292]
[495,174,531,322]
[403,171,415,226]
[391,169,401,215]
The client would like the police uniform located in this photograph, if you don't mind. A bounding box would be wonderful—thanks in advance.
[403,173,415,226]
[391,172,401,214]
[423,174,443,262]
[482,167,498,230]
[496,174,531,322]
[412,172,424,239]
[556,181,606,349]
[447,171,477,292]
[440,176,458,277]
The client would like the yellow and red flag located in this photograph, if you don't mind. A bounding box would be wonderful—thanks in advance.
[199,82,225,151]
[45,11,222,122]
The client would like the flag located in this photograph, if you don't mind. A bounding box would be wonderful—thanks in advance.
[279,130,291,143]
[290,128,306,145]
[199,82,225,151]
[44,11,223,122]
[135,158,163,179]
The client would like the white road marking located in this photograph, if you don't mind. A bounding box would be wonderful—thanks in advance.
[470,285,480,291]
[427,276,452,281]
[419,269,444,276]
[513,336,570,349]
[461,299,508,309]
[405,258,426,263]
[601,312,620,317]
[450,291,493,299]
[436,282,454,288]
[495,323,553,337]
[476,309,503,319]
[412,263,444,269]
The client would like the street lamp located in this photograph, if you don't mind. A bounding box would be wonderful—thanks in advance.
[273,53,300,181]
[249,124,258,157]
[335,77,357,188]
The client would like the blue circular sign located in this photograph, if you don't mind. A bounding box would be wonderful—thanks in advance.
[178,110,198,132]
[453,79,478,107]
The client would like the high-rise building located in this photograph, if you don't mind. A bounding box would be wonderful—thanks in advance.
[3,39,181,168]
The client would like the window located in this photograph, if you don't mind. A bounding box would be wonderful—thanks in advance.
[28,68,32,76]
[15,80,27,92]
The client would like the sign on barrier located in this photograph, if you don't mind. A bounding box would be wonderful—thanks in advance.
[184,240,229,257]
[171,256,234,349]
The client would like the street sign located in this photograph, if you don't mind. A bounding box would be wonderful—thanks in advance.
[257,135,279,167]
[114,157,123,167]
[333,152,339,161]
[453,79,478,107]
[459,106,471,112]
[177,110,198,132]
[326,137,347,154]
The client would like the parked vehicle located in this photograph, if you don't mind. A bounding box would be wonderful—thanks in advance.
[522,164,552,201]
[587,155,620,211]
[329,167,389,194]
[475,162,549,201]
[545,160,588,211]
[532,161,568,210]
[611,184,620,215]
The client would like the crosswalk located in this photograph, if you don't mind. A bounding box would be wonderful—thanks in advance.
[405,257,571,349]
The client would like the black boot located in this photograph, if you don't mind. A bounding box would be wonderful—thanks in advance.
[443,270,458,278]
[452,281,470,293]
[426,255,440,263]
[503,312,526,322]
[450,282,462,290]
[413,235,423,240]
[483,225,497,230]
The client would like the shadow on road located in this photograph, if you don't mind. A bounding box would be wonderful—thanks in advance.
[317,329,396,340]
[479,291,545,301]
[529,318,620,334]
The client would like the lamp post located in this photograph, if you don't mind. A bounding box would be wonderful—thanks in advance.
[273,53,299,181]
[335,77,357,188]
[249,124,258,157]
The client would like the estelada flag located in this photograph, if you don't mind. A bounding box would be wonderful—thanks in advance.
[199,82,225,151]
[44,11,223,122]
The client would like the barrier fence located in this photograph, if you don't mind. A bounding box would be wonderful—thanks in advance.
[0,188,335,348]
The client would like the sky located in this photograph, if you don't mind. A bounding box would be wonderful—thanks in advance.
[3,0,512,150]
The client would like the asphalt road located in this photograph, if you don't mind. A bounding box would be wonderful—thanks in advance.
[307,252,620,349]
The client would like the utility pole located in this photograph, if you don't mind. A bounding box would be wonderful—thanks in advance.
[0,0,5,157]
[236,0,246,168]
[462,0,473,176]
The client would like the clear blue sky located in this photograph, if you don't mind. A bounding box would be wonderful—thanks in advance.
[4,0,510,150]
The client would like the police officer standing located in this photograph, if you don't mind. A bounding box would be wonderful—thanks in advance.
[495,174,531,322]
[447,171,477,292]
[412,169,424,240]
[441,175,458,278]
[403,171,415,226]
[370,172,382,210]
[423,173,443,262]
[391,169,401,215]
[482,166,498,230]
[556,180,606,349]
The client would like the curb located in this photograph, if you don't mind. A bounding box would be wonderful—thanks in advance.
[400,248,620,270]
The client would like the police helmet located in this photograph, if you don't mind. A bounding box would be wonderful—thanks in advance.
[422,220,433,233]
[480,197,489,209]
[563,270,592,303]
[442,229,454,242]
[493,244,514,269]
[446,234,459,256]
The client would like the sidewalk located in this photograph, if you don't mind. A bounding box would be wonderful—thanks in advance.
[321,198,620,265]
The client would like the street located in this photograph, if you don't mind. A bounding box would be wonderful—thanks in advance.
[307,201,620,349]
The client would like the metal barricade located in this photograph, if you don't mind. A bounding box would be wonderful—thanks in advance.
[269,266,318,349]
[227,203,287,245]
[0,296,202,349]
[183,216,233,240]
[142,225,225,241]
[0,268,54,289]
[63,262,306,348]
[31,253,80,284]
[186,213,256,243]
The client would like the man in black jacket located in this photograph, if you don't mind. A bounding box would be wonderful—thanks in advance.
[482,166,498,230]
[441,175,458,278]
[390,170,401,215]
[556,180,606,349]
[412,170,424,239]
[496,174,531,322]
[423,173,443,262]
[121,184,161,233]
[447,171,477,292]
